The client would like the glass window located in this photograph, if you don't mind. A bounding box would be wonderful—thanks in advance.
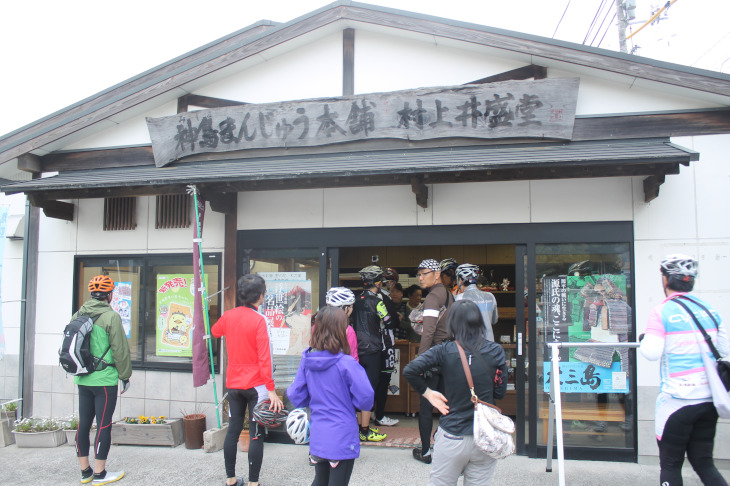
[536,243,633,450]
[75,253,222,370]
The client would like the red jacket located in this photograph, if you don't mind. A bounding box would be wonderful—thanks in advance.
[211,306,275,391]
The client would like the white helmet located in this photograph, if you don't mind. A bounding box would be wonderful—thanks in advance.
[285,408,310,445]
[326,287,355,307]
[456,263,480,283]
[660,254,698,278]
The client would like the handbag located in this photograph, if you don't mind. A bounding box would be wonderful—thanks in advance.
[455,342,515,459]
[672,297,730,418]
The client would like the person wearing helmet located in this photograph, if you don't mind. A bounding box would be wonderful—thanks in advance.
[288,306,374,486]
[212,274,284,486]
[74,275,132,485]
[454,263,498,342]
[351,265,389,441]
[413,259,455,464]
[439,258,459,296]
[640,254,729,486]
[325,287,359,362]
[372,267,401,428]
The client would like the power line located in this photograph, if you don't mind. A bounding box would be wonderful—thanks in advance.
[597,12,617,48]
[589,1,615,46]
[690,29,730,67]
[552,0,572,38]
[583,0,609,45]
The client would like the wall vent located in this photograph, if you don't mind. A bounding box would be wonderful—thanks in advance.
[103,197,137,231]
[156,194,191,229]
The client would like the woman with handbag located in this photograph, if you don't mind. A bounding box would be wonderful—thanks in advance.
[639,254,729,486]
[403,300,509,486]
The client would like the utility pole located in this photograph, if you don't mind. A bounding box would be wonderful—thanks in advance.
[614,0,630,53]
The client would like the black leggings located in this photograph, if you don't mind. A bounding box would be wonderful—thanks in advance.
[76,385,118,460]
[657,402,728,486]
[418,371,441,454]
[224,388,264,482]
[312,459,355,486]
[374,371,391,421]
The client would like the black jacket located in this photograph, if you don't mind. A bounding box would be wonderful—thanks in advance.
[404,339,508,436]
[352,290,384,355]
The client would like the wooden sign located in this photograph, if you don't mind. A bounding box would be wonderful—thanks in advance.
[146,78,579,167]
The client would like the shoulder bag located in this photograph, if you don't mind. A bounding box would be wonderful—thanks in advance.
[672,296,730,418]
[455,341,515,459]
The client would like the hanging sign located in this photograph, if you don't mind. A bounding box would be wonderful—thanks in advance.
[146,78,580,166]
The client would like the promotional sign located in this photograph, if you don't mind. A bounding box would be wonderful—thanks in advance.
[543,273,632,393]
[111,282,133,338]
[259,273,312,356]
[156,274,207,357]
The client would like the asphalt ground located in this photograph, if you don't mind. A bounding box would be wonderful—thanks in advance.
[0,438,724,485]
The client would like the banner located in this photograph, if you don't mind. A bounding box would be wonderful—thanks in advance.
[156,274,207,357]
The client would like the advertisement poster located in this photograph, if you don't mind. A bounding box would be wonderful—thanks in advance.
[543,273,631,393]
[258,272,312,356]
[156,274,206,358]
[111,282,133,338]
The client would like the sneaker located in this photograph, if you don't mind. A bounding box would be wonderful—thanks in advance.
[593,421,607,433]
[412,447,432,464]
[92,471,125,485]
[375,416,399,427]
[81,468,94,484]
[360,429,387,442]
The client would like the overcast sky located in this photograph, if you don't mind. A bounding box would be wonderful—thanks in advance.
[1,0,728,137]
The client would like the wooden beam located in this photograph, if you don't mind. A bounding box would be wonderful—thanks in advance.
[343,28,355,96]
[411,177,428,208]
[643,174,665,202]
[17,154,42,173]
[185,94,248,110]
[223,193,237,312]
[27,195,75,221]
[204,191,237,215]
[468,64,547,84]
[41,146,154,172]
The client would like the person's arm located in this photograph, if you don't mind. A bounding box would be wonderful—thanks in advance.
[211,313,226,338]
[639,306,665,361]
[491,345,508,401]
[404,345,449,414]
[343,358,374,412]
[107,312,132,381]
[286,359,311,408]
[418,290,442,355]
[346,326,359,362]
[492,294,499,324]
[256,317,275,391]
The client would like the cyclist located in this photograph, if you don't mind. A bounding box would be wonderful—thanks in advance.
[325,287,359,362]
[454,263,498,342]
[439,258,460,296]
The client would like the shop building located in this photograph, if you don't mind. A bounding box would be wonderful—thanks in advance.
[0,1,728,464]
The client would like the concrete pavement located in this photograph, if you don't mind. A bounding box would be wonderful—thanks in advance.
[0,439,723,485]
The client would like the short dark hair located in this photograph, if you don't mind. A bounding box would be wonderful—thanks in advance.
[312,306,350,355]
[237,274,266,306]
[404,284,421,298]
[392,283,404,292]
[446,300,486,353]
[90,291,111,301]
[665,275,695,292]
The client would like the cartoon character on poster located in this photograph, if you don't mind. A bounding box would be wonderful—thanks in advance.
[111,282,133,338]
[156,275,202,357]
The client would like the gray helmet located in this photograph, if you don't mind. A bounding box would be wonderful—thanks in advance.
[359,265,384,284]
[325,287,355,306]
[660,254,698,278]
[456,263,480,284]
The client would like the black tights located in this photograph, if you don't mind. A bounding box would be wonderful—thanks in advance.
[224,388,264,482]
[312,459,355,486]
[76,385,118,460]
[418,372,441,454]
[658,402,727,486]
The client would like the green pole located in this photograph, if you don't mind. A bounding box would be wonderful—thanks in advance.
[189,185,221,428]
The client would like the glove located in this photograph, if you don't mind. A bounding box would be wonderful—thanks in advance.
[121,379,130,394]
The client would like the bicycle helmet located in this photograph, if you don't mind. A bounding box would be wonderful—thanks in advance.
[88,275,115,293]
[252,399,288,428]
[660,254,698,280]
[285,408,310,445]
[359,265,384,284]
[325,287,355,307]
[439,258,459,273]
[383,267,399,283]
[456,263,480,284]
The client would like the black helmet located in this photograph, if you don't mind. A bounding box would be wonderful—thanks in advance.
[359,265,384,284]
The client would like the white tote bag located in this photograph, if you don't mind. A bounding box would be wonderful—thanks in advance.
[698,350,730,419]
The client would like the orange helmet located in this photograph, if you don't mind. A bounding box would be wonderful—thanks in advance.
[88,275,115,293]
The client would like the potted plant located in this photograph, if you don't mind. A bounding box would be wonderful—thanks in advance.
[1,400,18,422]
[180,404,207,450]
[12,418,66,448]
[112,415,184,447]
[62,415,79,445]
[0,401,18,447]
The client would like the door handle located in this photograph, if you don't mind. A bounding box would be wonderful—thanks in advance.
[517,332,523,356]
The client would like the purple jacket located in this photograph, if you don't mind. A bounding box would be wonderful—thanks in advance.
[287,348,374,460]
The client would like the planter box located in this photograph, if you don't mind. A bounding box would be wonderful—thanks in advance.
[13,429,66,448]
[64,429,96,447]
[112,418,184,447]
[1,410,17,422]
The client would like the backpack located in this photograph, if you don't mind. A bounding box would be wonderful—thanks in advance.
[58,314,115,376]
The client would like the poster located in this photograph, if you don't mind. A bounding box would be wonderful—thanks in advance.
[111,282,132,338]
[258,272,312,356]
[156,274,206,358]
[543,273,631,393]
